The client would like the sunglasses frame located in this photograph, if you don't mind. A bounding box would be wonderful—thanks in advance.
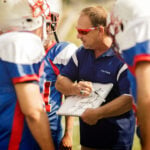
[76,27,98,35]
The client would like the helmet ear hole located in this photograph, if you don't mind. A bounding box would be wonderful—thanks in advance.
[120,23,124,31]
[26,18,33,22]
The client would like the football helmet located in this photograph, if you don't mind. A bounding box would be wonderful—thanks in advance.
[0,0,51,32]
[107,0,150,53]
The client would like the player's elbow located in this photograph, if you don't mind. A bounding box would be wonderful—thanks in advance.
[123,94,133,112]
[23,106,44,122]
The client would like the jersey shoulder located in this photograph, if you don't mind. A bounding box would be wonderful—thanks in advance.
[0,32,45,64]
[46,42,78,65]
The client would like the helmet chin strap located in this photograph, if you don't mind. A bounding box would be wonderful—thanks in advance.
[51,23,59,43]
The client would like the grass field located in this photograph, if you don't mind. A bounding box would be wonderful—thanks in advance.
[62,117,141,150]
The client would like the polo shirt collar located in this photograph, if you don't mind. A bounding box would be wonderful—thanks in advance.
[101,48,115,57]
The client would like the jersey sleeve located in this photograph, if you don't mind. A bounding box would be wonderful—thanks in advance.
[52,42,77,65]
[60,50,79,81]
[116,64,131,95]
[120,19,150,73]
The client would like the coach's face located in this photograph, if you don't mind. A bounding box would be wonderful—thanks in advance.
[76,14,100,50]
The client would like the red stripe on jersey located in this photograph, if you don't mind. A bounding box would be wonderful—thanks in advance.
[130,54,150,75]
[132,102,137,115]
[43,81,51,104]
[127,65,135,76]
[45,104,51,112]
[8,101,24,150]
[132,102,138,125]
[127,54,150,76]
[49,59,60,76]
[12,74,39,84]
[134,54,150,64]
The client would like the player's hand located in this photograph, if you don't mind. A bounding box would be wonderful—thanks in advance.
[59,132,72,150]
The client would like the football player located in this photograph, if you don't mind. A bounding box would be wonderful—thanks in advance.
[0,0,54,149]
[107,0,150,149]
[40,0,77,149]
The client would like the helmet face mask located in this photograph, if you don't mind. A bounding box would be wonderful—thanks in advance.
[46,0,61,33]
[46,12,59,34]
[50,12,59,32]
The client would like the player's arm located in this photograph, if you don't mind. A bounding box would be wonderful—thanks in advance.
[14,82,55,150]
[81,94,133,125]
[135,61,150,149]
[59,116,74,149]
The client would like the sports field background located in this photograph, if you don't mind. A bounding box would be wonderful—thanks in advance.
[59,0,141,149]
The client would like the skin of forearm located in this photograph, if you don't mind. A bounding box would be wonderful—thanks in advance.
[137,98,150,150]
[65,116,74,135]
[14,83,55,150]
[137,93,150,149]
[60,116,74,148]
[55,75,78,96]
[96,95,133,119]
[135,61,150,149]
[26,111,55,150]
[56,76,93,97]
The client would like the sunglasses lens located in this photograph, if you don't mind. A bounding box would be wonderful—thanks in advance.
[77,30,88,35]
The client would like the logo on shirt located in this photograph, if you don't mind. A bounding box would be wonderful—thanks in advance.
[101,69,111,75]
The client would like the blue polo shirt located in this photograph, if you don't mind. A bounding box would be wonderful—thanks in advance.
[60,46,135,149]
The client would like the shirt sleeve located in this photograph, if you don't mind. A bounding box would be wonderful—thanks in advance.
[60,51,79,81]
[117,64,131,95]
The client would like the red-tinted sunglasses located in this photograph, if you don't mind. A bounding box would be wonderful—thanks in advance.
[76,27,98,35]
